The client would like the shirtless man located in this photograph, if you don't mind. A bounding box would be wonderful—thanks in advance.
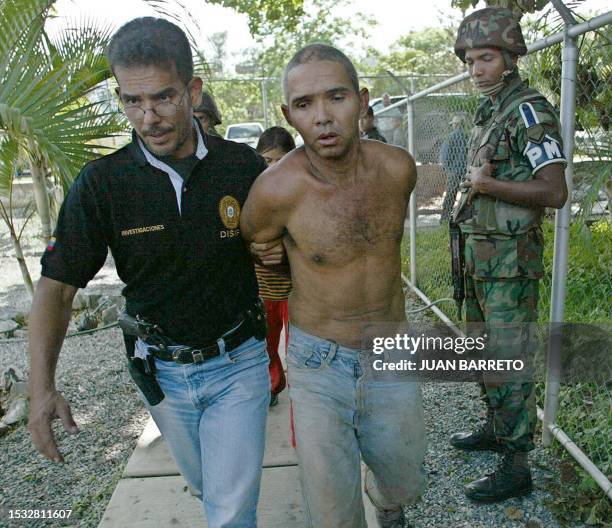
[241,44,425,528]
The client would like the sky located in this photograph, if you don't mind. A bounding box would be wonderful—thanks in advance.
[48,0,611,69]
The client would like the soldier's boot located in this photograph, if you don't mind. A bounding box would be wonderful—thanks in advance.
[464,452,532,502]
[375,507,406,528]
[450,407,504,452]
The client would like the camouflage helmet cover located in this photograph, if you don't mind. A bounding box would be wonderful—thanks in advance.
[194,91,222,125]
[454,8,527,62]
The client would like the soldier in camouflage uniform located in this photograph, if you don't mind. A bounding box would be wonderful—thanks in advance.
[194,90,222,137]
[450,8,568,502]
[360,105,388,143]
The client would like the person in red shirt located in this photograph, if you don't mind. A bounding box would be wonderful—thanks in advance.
[255,127,296,406]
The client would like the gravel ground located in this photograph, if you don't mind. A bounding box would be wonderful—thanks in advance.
[406,381,565,528]
[0,331,149,528]
[1,218,149,528]
[401,295,576,528]
[0,217,583,528]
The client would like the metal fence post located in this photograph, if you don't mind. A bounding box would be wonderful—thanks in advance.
[542,30,578,446]
[390,12,611,494]
[407,95,417,287]
[261,78,269,129]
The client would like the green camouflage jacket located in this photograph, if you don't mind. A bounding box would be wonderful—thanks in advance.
[456,76,566,279]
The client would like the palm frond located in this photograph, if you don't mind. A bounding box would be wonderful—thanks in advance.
[0,137,20,196]
[0,0,53,56]
[1,2,128,190]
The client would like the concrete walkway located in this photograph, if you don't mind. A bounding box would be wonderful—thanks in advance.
[98,386,378,527]
[98,393,304,527]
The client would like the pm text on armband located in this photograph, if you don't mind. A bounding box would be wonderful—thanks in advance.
[523,135,565,170]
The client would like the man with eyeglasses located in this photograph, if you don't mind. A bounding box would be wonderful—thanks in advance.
[28,17,271,527]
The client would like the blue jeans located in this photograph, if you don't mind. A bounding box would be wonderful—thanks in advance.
[288,325,426,528]
[136,336,270,528]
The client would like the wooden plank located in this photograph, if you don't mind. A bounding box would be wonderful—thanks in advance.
[123,393,296,478]
[264,394,296,467]
[99,467,304,528]
[122,418,179,478]
[98,476,202,528]
[255,466,304,528]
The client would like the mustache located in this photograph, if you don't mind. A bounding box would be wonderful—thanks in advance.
[142,125,174,136]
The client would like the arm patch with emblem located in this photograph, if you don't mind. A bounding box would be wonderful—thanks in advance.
[519,102,565,172]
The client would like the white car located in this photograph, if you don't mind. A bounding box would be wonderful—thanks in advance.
[224,122,264,148]
[369,95,407,115]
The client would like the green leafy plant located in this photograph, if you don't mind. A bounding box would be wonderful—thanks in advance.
[403,218,611,525]
[0,0,126,293]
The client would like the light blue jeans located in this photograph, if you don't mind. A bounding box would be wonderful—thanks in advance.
[288,325,426,528]
[136,336,270,528]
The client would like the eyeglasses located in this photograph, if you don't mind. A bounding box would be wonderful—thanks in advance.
[121,87,189,119]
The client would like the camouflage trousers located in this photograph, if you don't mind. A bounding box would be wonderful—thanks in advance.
[465,275,538,452]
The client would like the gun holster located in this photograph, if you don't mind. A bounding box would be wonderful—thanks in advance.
[123,333,165,406]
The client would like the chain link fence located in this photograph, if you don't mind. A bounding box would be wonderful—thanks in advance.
[202,74,455,141]
[388,12,612,502]
[201,39,610,498]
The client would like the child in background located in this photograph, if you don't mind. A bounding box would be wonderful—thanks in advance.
[255,127,295,407]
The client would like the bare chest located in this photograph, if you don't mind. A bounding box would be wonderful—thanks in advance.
[286,182,407,264]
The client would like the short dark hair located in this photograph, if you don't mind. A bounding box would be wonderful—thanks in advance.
[366,106,374,117]
[256,127,296,155]
[283,43,359,102]
[107,17,193,86]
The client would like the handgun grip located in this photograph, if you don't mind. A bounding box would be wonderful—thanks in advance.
[117,312,143,338]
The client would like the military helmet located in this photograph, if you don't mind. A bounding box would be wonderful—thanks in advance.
[194,91,222,126]
[454,8,527,63]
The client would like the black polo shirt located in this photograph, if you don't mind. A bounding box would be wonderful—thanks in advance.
[41,125,267,347]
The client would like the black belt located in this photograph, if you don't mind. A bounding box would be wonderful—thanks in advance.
[147,319,253,364]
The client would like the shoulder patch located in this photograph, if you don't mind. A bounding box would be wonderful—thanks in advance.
[523,134,566,172]
[519,102,539,128]
[519,102,547,143]
[526,124,546,143]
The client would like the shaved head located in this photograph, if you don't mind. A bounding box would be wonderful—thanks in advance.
[283,43,359,102]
